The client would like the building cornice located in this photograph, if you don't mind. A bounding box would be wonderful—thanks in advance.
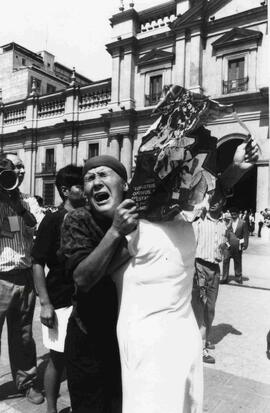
[207,6,267,34]
[54,62,92,84]
[212,27,263,51]
[171,3,267,36]
[170,0,229,32]
[137,30,174,48]
[110,8,140,27]
[106,36,138,55]
[29,66,69,86]
[110,1,176,28]
[1,42,43,63]
[138,1,176,24]
[214,90,269,106]
[102,108,137,123]
[138,48,174,68]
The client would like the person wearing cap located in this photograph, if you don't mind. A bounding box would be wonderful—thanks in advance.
[60,154,204,413]
[60,136,259,413]
[0,154,44,405]
[60,155,137,413]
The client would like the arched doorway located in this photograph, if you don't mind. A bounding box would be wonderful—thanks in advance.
[217,136,257,212]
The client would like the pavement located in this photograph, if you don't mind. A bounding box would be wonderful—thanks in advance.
[0,235,270,412]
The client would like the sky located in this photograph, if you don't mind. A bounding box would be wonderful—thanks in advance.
[2,0,165,81]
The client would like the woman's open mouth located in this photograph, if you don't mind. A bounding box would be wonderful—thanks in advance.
[93,191,110,204]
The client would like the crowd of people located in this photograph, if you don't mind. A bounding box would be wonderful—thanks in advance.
[223,208,270,238]
[0,135,259,413]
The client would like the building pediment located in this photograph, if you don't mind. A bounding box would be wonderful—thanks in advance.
[138,48,174,68]
[212,27,262,50]
[171,0,232,31]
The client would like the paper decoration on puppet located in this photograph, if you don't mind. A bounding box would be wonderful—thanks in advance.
[127,85,234,221]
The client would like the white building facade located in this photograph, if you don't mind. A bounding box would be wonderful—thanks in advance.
[0,0,268,209]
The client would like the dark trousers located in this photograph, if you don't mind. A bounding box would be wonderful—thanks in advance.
[0,269,37,391]
[222,248,242,279]
[192,258,220,339]
[64,316,121,413]
[258,222,263,237]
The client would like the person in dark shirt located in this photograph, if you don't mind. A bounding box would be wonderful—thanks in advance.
[60,156,137,413]
[32,164,84,413]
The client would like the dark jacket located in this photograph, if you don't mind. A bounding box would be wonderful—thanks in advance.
[226,218,249,251]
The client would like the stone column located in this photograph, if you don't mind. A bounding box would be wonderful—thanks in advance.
[121,135,133,179]
[119,51,136,110]
[22,148,32,195]
[174,35,186,87]
[257,163,269,212]
[63,144,73,165]
[30,147,37,196]
[110,135,120,160]
[189,32,203,94]
[30,99,38,196]
[215,56,223,96]
[71,139,78,165]
[65,86,78,121]
[248,50,257,92]
[111,53,121,106]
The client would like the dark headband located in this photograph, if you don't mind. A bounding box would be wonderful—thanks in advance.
[83,155,127,181]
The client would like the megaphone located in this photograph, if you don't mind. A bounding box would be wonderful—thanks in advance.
[0,169,19,191]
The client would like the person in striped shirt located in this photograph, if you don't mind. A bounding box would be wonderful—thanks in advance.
[192,192,227,364]
[0,153,44,405]
[191,136,259,364]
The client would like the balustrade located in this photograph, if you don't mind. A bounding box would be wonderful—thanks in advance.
[3,106,26,125]
[140,14,176,32]
[145,92,162,107]
[79,88,111,111]
[223,77,249,94]
[41,162,56,174]
[38,98,65,118]
[1,81,112,130]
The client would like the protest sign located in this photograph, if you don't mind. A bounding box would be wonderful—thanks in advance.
[128,85,234,220]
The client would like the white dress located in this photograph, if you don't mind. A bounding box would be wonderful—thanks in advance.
[113,218,203,413]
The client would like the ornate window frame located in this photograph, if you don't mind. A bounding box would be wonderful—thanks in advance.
[137,48,174,107]
[212,27,262,95]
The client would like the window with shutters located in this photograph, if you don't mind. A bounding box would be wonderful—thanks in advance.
[223,57,248,94]
[42,148,56,174]
[88,143,99,159]
[43,182,55,206]
[145,74,163,106]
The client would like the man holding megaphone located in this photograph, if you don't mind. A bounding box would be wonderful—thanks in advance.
[0,165,19,191]
[0,153,44,405]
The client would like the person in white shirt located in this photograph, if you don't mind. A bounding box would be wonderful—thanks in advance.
[0,153,44,405]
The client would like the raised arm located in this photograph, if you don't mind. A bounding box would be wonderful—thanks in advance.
[0,189,37,228]
[62,200,138,293]
[219,137,259,190]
